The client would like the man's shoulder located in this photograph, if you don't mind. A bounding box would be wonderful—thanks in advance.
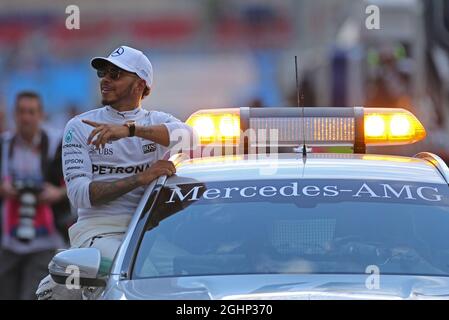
[73,107,105,121]
[65,107,105,128]
[143,109,179,123]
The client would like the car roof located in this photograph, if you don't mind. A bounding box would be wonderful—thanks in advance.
[166,153,447,185]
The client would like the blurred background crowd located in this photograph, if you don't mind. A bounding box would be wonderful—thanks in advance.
[0,0,449,299]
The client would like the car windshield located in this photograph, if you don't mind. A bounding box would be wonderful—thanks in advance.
[132,179,449,279]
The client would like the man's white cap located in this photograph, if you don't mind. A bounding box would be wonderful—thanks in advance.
[91,45,153,88]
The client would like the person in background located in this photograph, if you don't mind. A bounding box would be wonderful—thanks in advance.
[0,91,67,300]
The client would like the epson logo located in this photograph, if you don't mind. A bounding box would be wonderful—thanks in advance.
[65,159,84,165]
[142,143,156,154]
[92,163,151,175]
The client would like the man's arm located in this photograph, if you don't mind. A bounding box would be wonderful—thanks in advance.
[62,119,94,208]
[88,160,176,206]
[135,112,198,150]
[135,124,170,147]
[64,119,177,208]
[88,175,142,207]
[82,112,197,150]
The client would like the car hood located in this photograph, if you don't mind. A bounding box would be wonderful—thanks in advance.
[103,274,449,300]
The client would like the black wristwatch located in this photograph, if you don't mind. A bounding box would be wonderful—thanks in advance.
[125,120,136,137]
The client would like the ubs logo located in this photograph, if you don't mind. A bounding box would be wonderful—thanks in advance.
[89,145,113,155]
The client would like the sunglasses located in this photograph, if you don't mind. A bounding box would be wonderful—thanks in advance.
[97,67,137,81]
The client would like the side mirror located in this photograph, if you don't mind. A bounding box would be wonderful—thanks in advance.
[49,248,106,287]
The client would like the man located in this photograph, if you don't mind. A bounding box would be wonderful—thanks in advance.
[0,91,67,300]
[36,45,195,299]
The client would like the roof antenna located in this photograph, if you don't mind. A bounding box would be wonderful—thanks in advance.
[295,56,307,161]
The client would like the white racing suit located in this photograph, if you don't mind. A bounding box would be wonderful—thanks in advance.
[36,106,194,299]
[36,215,130,300]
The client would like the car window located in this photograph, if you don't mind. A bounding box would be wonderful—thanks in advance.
[132,179,449,279]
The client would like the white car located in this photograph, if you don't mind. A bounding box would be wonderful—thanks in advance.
[49,106,449,300]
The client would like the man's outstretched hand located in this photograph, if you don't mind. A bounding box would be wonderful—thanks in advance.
[82,119,130,149]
